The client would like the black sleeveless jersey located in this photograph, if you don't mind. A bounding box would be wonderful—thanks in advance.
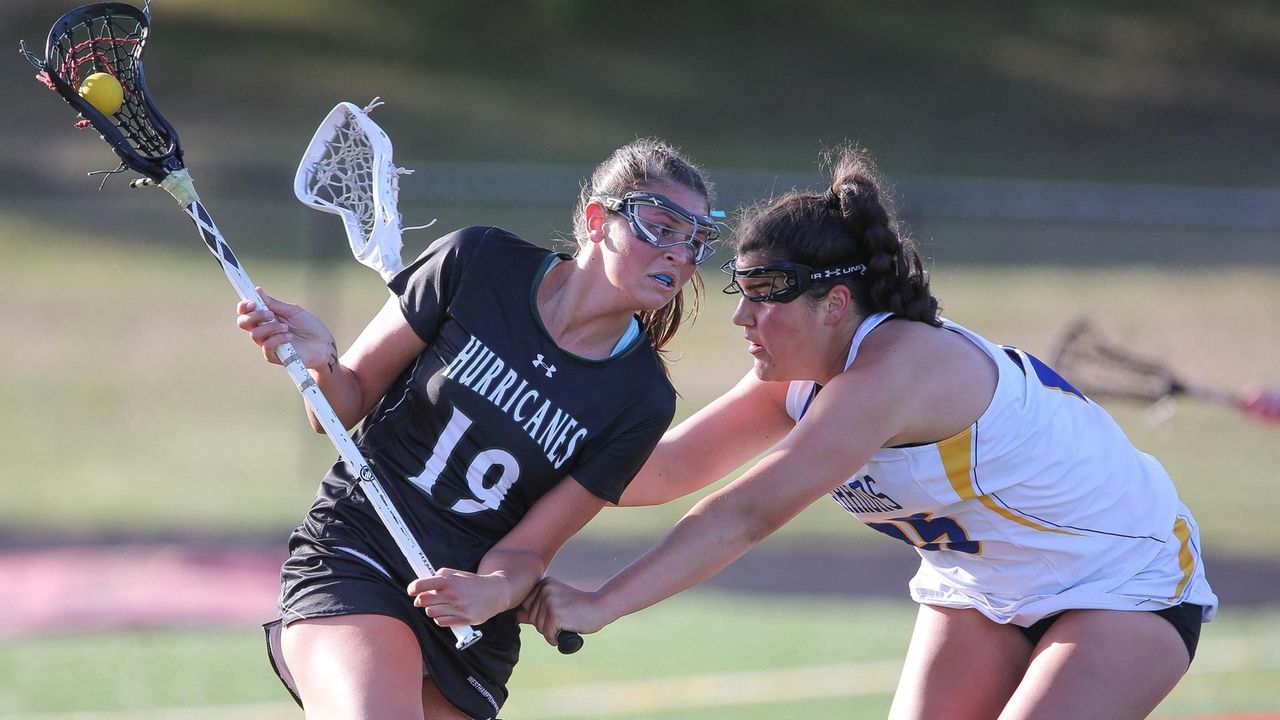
[308,226,676,578]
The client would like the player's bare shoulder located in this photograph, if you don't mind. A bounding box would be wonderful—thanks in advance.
[848,319,996,445]
[860,319,991,382]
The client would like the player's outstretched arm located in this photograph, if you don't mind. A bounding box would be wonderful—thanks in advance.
[524,344,918,645]
[619,371,793,507]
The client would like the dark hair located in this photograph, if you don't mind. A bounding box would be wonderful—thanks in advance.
[573,138,714,372]
[734,146,941,326]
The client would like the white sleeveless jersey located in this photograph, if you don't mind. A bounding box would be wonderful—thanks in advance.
[787,313,1217,626]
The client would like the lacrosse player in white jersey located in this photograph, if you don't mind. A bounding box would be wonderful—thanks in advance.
[238,139,723,720]
[525,146,1217,720]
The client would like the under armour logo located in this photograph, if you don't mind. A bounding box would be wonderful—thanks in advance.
[532,354,557,378]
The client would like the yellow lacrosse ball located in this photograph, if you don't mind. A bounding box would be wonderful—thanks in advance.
[78,72,124,116]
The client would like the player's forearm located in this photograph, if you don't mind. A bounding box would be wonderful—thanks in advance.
[478,547,550,612]
[304,353,371,431]
[596,498,762,622]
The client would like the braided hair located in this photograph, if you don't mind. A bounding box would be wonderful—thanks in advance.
[734,146,941,326]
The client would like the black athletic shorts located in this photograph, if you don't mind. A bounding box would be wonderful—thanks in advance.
[262,511,519,720]
[1016,603,1204,663]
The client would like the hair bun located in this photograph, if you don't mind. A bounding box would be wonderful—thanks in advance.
[823,186,841,210]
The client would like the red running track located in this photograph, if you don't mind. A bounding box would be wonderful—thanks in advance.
[0,544,285,636]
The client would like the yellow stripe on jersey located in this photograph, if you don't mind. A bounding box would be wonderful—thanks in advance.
[938,428,1077,535]
[938,429,979,501]
[1170,516,1195,601]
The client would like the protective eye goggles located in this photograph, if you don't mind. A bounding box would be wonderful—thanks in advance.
[593,191,724,265]
[720,258,868,303]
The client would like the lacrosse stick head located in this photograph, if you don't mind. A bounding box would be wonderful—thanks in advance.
[1049,317,1184,403]
[295,101,415,283]
[30,2,184,183]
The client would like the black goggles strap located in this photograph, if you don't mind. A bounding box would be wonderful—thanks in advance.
[721,259,868,301]
[803,262,868,283]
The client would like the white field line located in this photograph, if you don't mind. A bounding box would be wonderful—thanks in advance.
[511,641,1278,719]
[511,660,904,718]
[0,661,902,720]
[3,649,1275,720]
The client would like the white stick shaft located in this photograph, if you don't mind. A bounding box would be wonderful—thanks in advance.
[180,199,482,650]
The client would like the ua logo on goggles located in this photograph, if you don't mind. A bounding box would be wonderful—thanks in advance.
[721,258,868,303]
[593,191,724,265]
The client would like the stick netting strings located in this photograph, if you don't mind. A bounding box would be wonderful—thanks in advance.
[46,10,168,160]
[1051,321,1182,402]
[307,118,385,242]
[304,109,432,245]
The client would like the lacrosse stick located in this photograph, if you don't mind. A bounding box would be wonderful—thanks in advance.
[294,98,435,284]
[295,99,586,655]
[1050,317,1244,413]
[20,2,487,650]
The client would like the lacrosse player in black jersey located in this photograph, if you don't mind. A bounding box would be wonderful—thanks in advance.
[236,139,720,720]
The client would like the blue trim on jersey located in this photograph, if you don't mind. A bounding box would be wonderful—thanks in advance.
[612,318,642,357]
[800,384,822,419]
[1002,346,1087,401]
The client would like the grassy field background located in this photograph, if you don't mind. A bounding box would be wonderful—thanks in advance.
[2,216,1277,554]
[1,597,1277,718]
[1,208,1278,717]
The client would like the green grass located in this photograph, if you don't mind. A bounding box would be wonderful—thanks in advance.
[0,211,1277,719]
[2,210,1278,557]
[0,594,1275,718]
